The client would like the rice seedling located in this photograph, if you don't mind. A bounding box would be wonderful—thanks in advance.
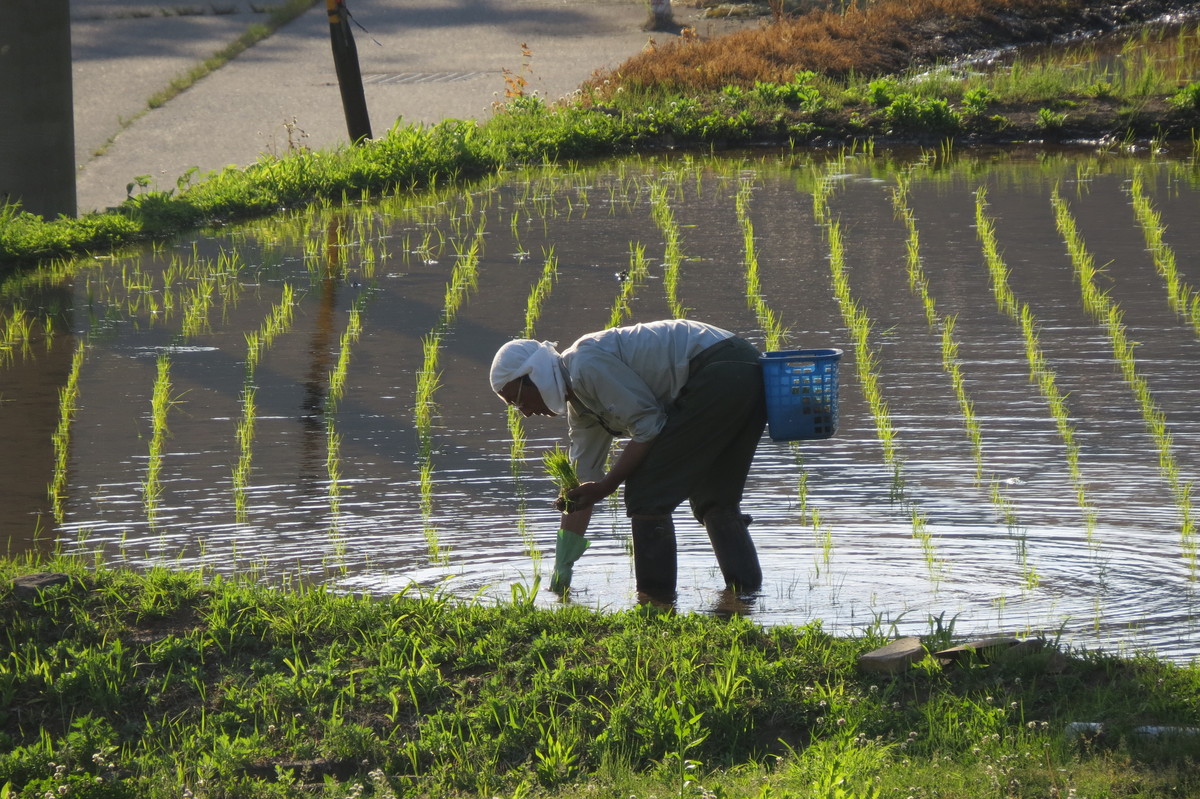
[818,187,900,481]
[1128,168,1200,338]
[976,187,1097,551]
[608,243,649,329]
[326,423,345,533]
[232,385,255,522]
[543,444,580,514]
[649,181,688,319]
[326,305,363,413]
[179,273,215,340]
[142,353,178,523]
[736,176,788,350]
[523,247,559,338]
[410,216,487,562]
[49,340,87,523]
[1051,186,1195,569]
[910,507,945,587]
[232,285,297,522]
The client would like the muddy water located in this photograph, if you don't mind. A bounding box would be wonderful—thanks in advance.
[3,148,1200,658]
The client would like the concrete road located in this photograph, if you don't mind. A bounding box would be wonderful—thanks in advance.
[70,0,757,212]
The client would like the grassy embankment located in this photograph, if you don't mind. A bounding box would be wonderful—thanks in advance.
[3,556,1200,799]
[2,0,1199,268]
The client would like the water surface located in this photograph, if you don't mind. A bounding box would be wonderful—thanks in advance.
[3,148,1199,659]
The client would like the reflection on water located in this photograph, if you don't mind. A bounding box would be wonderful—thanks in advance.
[3,148,1200,659]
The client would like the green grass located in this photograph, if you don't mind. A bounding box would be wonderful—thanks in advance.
[3,17,1196,271]
[3,555,1200,798]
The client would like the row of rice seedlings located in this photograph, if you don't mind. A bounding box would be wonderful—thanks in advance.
[415,333,443,560]
[243,284,296,375]
[49,340,87,523]
[975,188,1097,547]
[734,170,832,567]
[142,353,177,524]
[325,301,366,546]
[883,175,959,584]
[414,218,487,561]
[232,384,257,523]
[818,202,901,482]
[504,247,564,564]
[522,248,559,340]
[814,169,929,579]
[1129,168,1200,338]
[326,304,363,414]
[649,182,688,319]
[442,233,483,323]
[234,285,298,521]
[735,178,787,350]
[1050,187,1195,569]
[608,243,650,329]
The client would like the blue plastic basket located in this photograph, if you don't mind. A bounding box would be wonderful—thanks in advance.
[760,349,843,442]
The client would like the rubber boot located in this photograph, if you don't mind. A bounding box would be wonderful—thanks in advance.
[549,529,590,594]
[703,506,762,592]
[630,515,677,599]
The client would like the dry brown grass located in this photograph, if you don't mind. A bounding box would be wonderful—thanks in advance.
[587,0,1089,92]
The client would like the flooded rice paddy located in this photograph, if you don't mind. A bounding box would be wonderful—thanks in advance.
[3,147,1200,659]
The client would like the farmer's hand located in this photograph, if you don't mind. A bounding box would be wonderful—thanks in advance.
[562,480,614,512]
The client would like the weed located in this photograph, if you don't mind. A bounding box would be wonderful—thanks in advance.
[1037,108,1068,131]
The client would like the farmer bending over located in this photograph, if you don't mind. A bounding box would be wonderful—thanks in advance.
[490,319,766,598]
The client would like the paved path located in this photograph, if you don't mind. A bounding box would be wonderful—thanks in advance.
[71,0,755,213]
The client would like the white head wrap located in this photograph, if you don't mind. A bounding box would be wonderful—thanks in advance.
[489,339,568,415]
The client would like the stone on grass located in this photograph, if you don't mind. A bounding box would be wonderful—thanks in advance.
[935,636,1023,665]
[12,572,71,600]
[859,636,926,674]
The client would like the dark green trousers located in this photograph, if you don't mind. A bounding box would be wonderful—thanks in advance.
[623,336,766,521]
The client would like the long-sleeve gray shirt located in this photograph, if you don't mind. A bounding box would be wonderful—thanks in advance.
[561,320,733,482]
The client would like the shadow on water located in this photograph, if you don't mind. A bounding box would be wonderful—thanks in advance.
[3,147,1200,659]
